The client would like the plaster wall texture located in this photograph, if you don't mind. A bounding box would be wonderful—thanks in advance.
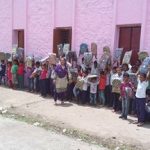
[0,0,150,58]
[0,0,12,53]
[27,0,53,57]
[144,1,150,52]
[75,0,114,57]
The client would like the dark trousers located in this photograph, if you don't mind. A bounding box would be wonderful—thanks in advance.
[105,85,112,106]
[40,79,47,96]
[54,91,66,102]
[67,82,75,101]
[50,78,55,96]
[113,93,121,111]
[81,90,88,104]
[35,76,40,92]
[28,78,34,91]
[136,97,146,123]
[46,78,50,95]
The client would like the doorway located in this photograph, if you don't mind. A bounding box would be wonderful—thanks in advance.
[18,30,24,48]
[53,27,72,55]
[119,26,141,65]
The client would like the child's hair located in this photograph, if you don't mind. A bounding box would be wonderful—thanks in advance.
[123,73,129,78]
[19,60,24,64]
[140,73,147,79]
[35,61,40,66]
[1,60,4,63]
[100,70,105,75]
[42,63,47,68]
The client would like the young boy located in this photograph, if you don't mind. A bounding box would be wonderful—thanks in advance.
[135,73,148,126]
[119,73,134,119]
[88,76,99,105]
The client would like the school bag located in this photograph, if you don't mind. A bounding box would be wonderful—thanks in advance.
[84,52,93,66]
[57,44,64,57]
[79,43,88,55]
[49,53,56,65]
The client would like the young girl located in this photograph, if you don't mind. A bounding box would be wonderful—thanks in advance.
[17,61,24,89]
[99,71,106,105]
[120,73,134,119]
[40,64,48,97]
[135,73,148,126]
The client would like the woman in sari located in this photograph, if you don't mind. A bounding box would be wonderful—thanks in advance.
[54,57,69,104]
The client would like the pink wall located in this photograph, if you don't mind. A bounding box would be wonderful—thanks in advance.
[55,0,73,27]
[0,0,150,58]
[116,0,143,25]
[27,0,53,57]
[0,0,12,53]
[13,0,26,30]
[144,0,150,52]
[75,0,114,57]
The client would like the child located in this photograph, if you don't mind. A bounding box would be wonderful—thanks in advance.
[112,66,123,112]
[88,76,99,105]
[91,61,99,75]
[99,71,106,105]
[32,61,42,92]
[0,60,6,85]
[17,61,24,89]
[119,73,134,119]
[135,73,148,126]
[81,71,89,104]
[40,64,48,97]
[11,59,18,89]
[7,61,12,88]
[105,67,112,107]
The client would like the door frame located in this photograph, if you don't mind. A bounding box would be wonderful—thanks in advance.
[53,27,72,55]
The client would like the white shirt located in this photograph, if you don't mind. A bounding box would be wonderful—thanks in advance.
[136,79,148,98]
[91,66,99,75]
[88,81,99,94]
[82,77,88,91]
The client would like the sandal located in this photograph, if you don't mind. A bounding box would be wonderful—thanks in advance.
[137,122,144,127]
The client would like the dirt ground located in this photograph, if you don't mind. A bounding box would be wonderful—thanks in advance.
[0,87,150,150]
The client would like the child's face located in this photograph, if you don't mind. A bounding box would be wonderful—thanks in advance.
[140,74,146,82]
[117,68,122,74]
[123,76,129,82]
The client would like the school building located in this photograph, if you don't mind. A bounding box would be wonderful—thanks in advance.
[0,0,150,62]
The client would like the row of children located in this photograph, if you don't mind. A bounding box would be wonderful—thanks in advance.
[0,56,150,126]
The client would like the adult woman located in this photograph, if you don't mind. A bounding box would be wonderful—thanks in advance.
[54,57,68,104]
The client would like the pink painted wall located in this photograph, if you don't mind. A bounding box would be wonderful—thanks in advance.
[75,0,114,57]
[27,0,53,57]
[0,0,150,58]
[13,0,26,29]
[144,0,150,52]
[55,0,73,27]
[116,0,143,25]
[0,0,12,53]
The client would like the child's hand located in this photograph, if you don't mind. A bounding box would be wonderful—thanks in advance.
[119,96,122,101]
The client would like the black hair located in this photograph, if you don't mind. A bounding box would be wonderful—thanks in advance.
[123,73,129,78]
[100,70,105,75]
[35,61,40,66]
[140,73,147,79]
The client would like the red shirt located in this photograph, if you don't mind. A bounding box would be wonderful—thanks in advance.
[99,75,106,90]
[17,64,24,75]
[40,69,47,80]
[7,66,12,80]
